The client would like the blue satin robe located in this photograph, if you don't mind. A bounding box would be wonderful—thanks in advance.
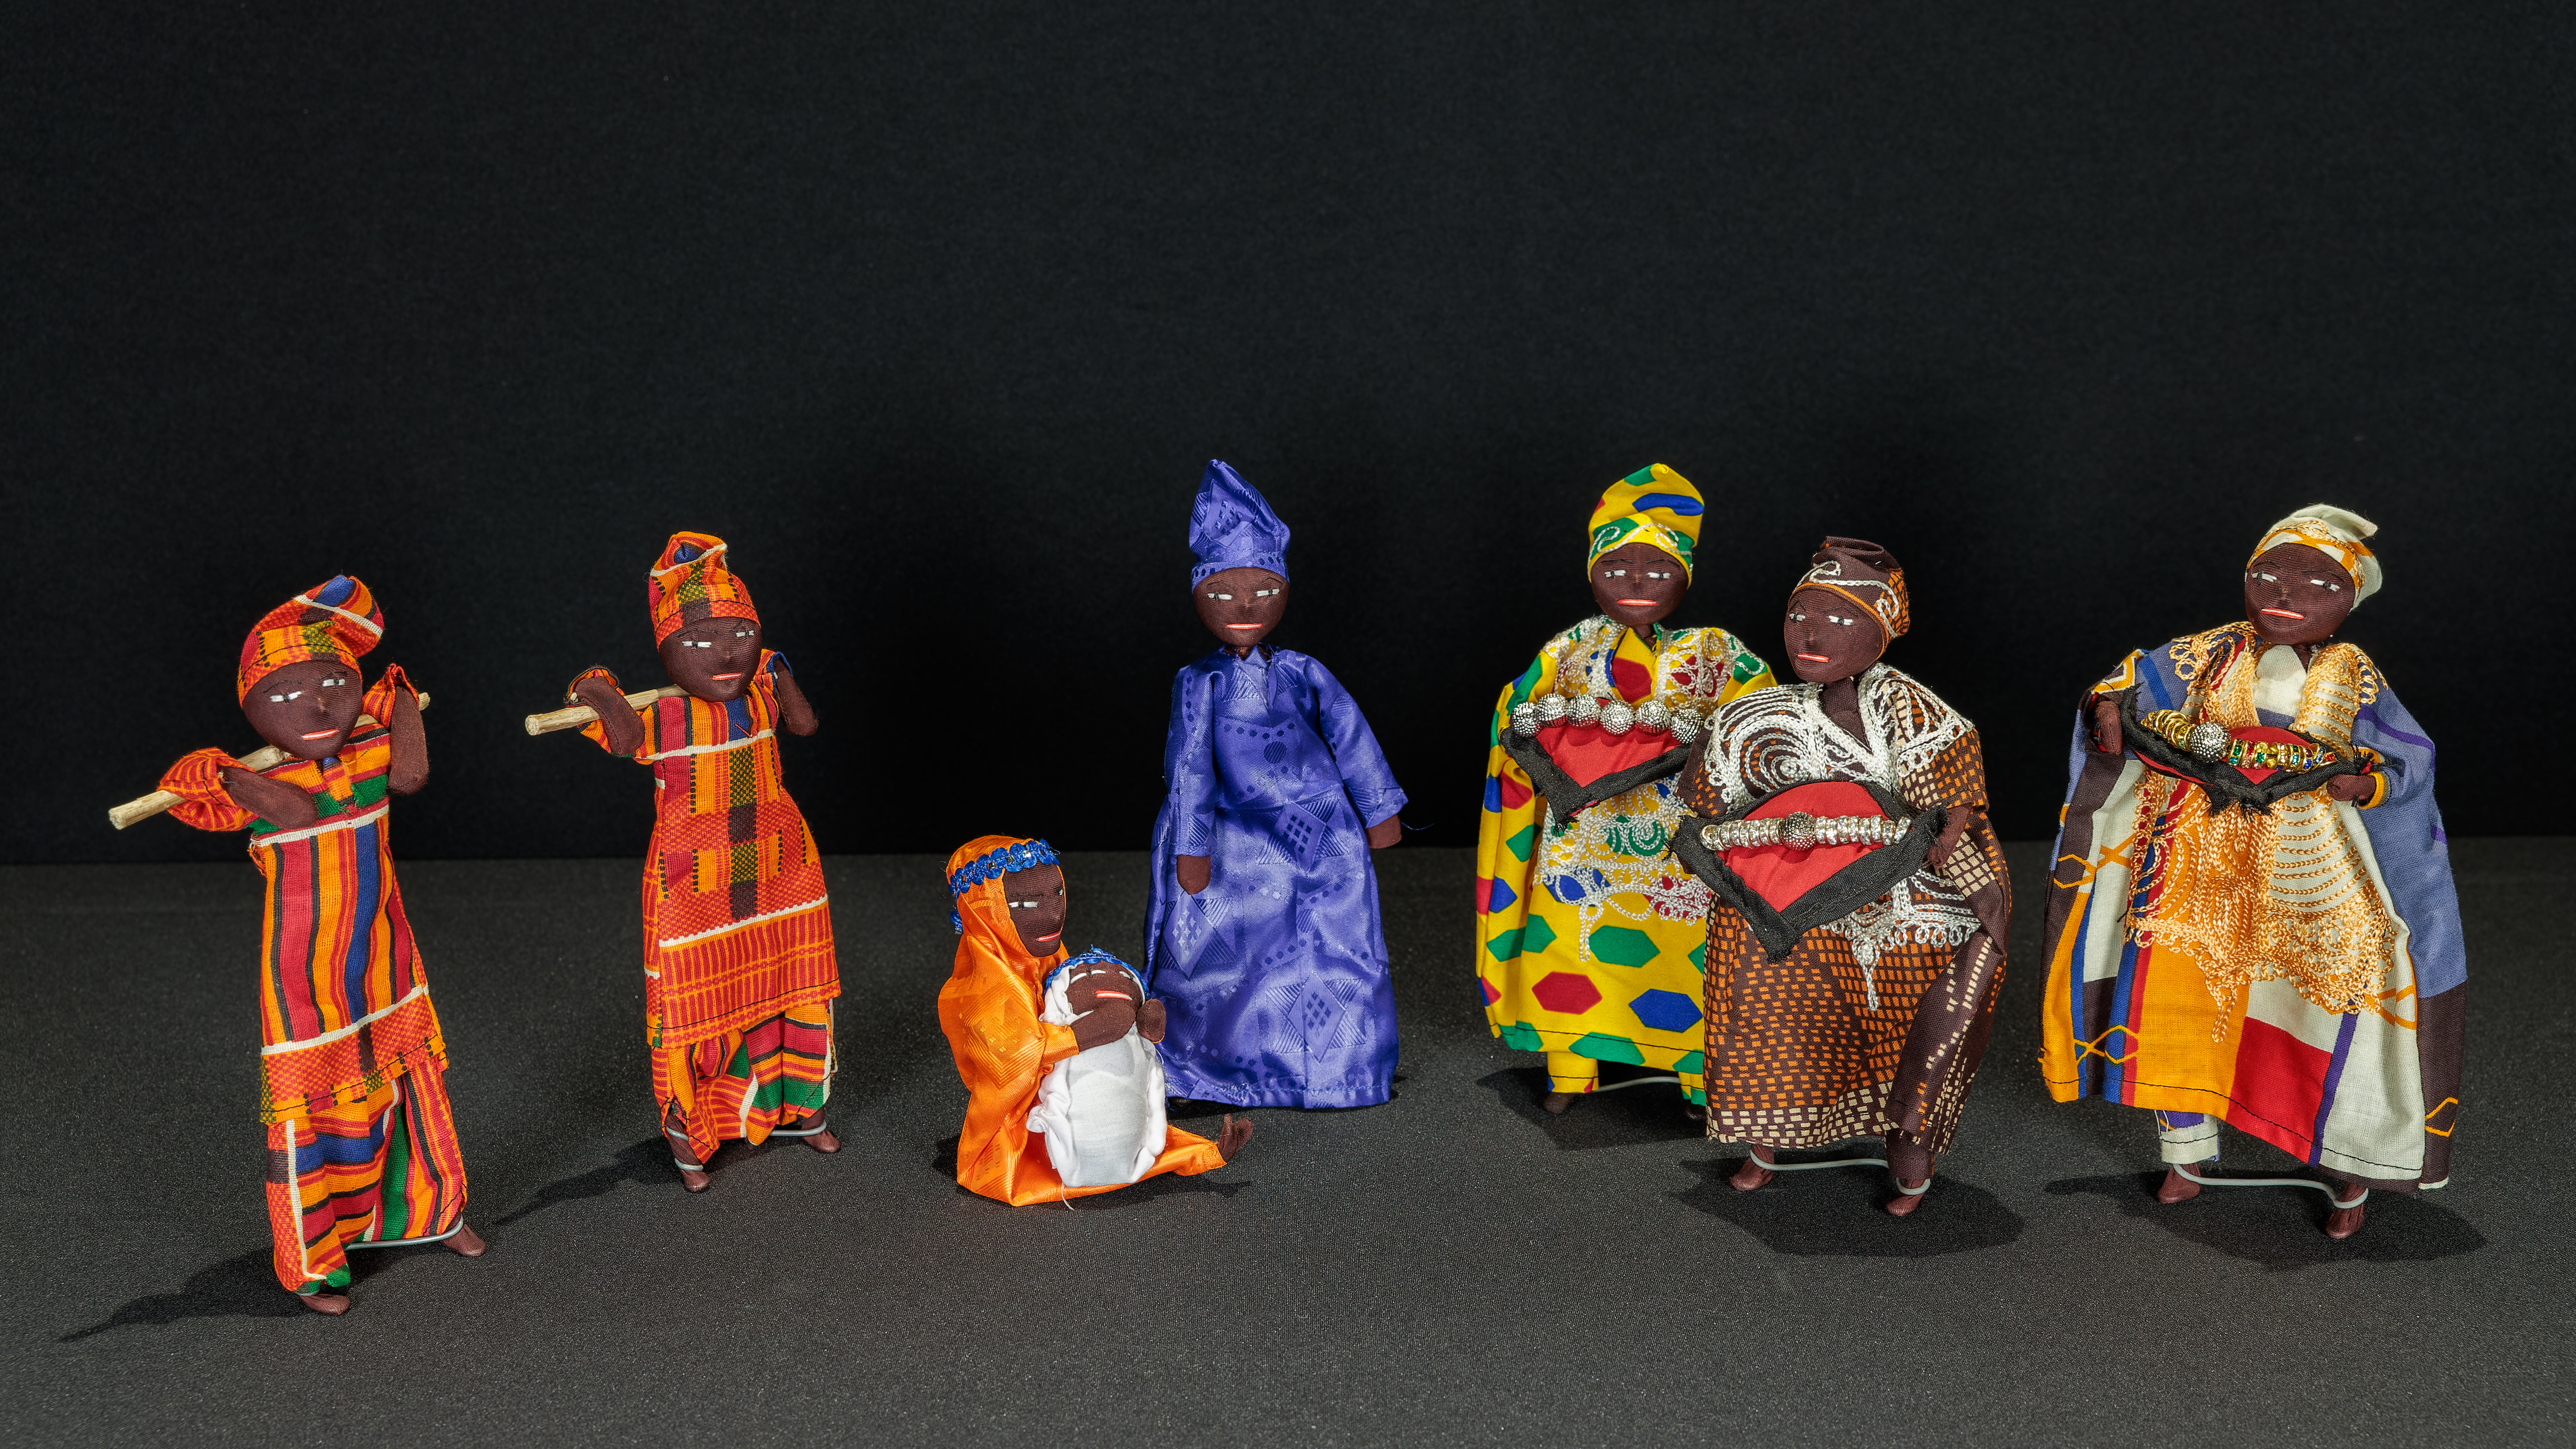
[1145,646,1408,1108]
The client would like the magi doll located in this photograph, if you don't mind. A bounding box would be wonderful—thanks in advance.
[942,836,1251,1204]
[152,576,481,1313]
[560,532,841,1191]
[1143,460,1409,1109]
[1673,539,2008,1215]
[2040,507,2463,1239]
[1476,465,1773,1115]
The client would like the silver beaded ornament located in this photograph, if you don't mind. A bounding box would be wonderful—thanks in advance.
[1511,702,1540,737]
[1634,700,1671,734]
[1567,694,1602,726]
[1669,709,1702,746]
[1599,701,1635,735]
[2187,721,2231,762]
[1534,694,1568,725]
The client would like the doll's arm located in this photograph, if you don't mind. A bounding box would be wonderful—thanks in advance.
[1307,660,1408,844]
[568,667,648,759]
[766,653,819,737]
[1166,669,1220,893]
[216,764,319,831]
[368,666,428,795]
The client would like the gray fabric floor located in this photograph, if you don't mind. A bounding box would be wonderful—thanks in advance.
[3,843,2566,1446]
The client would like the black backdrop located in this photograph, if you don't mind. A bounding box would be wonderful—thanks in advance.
[13,3,2571,864]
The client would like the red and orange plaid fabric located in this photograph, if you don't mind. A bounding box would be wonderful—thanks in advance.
[236,574,383,701]
[573,652,839,1050]
[647,531,760,644]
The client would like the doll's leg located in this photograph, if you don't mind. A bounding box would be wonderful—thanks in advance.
[2323,1174,2369,1239]
[2154,1111,2220,1203]
[1883,1132,1933,1216]
[1728,1142,1777,1191]
[1542,1051,1598,1114]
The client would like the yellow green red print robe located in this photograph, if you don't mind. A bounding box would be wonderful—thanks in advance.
[1476,619,1773,1099]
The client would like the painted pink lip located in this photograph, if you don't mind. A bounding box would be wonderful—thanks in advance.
[2259,608,2305,621]
[1034,930,1061,943]
[1796,653,1830,664]
[1225,623,1263,630]
[1615,598,1656,606]
[711,671,744,681]
[301,729,339,740]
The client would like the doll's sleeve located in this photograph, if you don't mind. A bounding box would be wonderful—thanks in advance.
[1712,630,1775,702]
[566,666,646,757]
[1476,645,1553,954]
[1162,668,1220,857]
[360,663,417,724]
[1305,660,1407,829]
[157,748,260,833]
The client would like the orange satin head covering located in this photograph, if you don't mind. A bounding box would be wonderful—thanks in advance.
[945,835,1063,944]
[647,531,760,644]
[236,575,383,701]
[1793,537,1910,641]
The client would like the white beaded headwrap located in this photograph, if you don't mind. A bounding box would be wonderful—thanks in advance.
[2251,505,2381,607]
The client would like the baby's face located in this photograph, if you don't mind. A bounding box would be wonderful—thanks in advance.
[242,661,366,760]
[1002,862,1067,955]
[660,618,762,701]
[1194,567,1288,651]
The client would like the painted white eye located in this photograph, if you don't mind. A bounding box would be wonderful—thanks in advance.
[2253,571,2276,582]
[269,694,288,703]
[1214,593,1233,601]
[1788,612,1805,622]
[320,677,346,688]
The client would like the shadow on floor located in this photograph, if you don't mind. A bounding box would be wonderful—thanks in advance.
[60,1249,304,1339]
[1674,1153,2026,1258]
[2044,1173,2487,1268]
[495,1138,686,1223]
[1474,1066,1705,1150]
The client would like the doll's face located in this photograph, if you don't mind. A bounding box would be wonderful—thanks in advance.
[2244,543,2356,647]
[1590,543,1687,631]
[1194,567,1288,653]
[243,661,366,760]
[660,617,762,701]
[1783,586,1887,684]
[1002,862,1067,956]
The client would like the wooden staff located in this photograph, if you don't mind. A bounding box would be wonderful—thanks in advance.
[523,685,687,737]
[107,693,433,831]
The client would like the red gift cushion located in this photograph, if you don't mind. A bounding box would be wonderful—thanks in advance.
[1720,780,1890,914]
[1532,721,1682,789]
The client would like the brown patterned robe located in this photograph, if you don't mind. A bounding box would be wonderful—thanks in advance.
[1680,665,2010,1155]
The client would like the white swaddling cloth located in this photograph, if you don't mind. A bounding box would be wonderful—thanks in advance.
[1028,954,1170,1188]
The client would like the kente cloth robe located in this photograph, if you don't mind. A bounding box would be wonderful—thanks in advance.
[1476,618,1773,1100]
[942,874,1227,1205]
[573,651,840,1163]
[1145,646,1409,1108]
[2040,624,2466,1188]
[157,673,470,1294]
[1681,666,2010,1154]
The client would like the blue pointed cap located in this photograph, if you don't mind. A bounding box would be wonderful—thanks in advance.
[1187,459,1290,586]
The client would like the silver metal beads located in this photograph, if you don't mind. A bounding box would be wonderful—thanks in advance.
[2187,721,2231,761]
[1511,702,1540,737]
[1780,811,1820,850]
[1668,711,1701,746]
[1567,695,1602,726]
[1534,694,1568,725]
[1599,701,1634,735]
[1634,700,1670,733]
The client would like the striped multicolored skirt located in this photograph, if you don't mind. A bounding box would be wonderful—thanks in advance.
[262,1063,469,1294]
[654,1001,835,1169]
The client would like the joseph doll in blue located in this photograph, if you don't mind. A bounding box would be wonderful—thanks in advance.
[1145,460,1409,1109]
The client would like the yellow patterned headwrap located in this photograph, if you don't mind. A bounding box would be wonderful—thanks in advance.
[2250,505,2380,607]
[1585,464,1704,582]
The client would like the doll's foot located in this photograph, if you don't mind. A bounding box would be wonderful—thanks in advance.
[1885,1177,1931,1216]
[786,1115,839,1152]
[1729,1146,1776,1191]
[299,1291,351,1316]
[1543,1092,1575,1115]
[1684,1102,1708,1123]
[676,1161,711,1192]
[446,1224,486,1257]
[1216,1113,1254,1162]
[2324,1185,2368,1240]
[2155,1167,2203,1204]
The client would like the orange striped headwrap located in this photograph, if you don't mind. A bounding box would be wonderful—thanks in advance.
[1794,537,1910,641]
[236,575,383,701]
[648,531,760,644]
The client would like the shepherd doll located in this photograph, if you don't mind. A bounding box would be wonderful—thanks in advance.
[1476,465,1774,1115]
[2040,506,2464,1239]
[1672,539,2008,1215]
[556,532,842,1191]
[942,836,1251,1204]
[150,576,482,1313]
[1144,461,1409,1109]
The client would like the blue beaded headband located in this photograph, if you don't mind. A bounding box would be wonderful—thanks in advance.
[947,838,1059,932]
[1041,947,1134,992]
